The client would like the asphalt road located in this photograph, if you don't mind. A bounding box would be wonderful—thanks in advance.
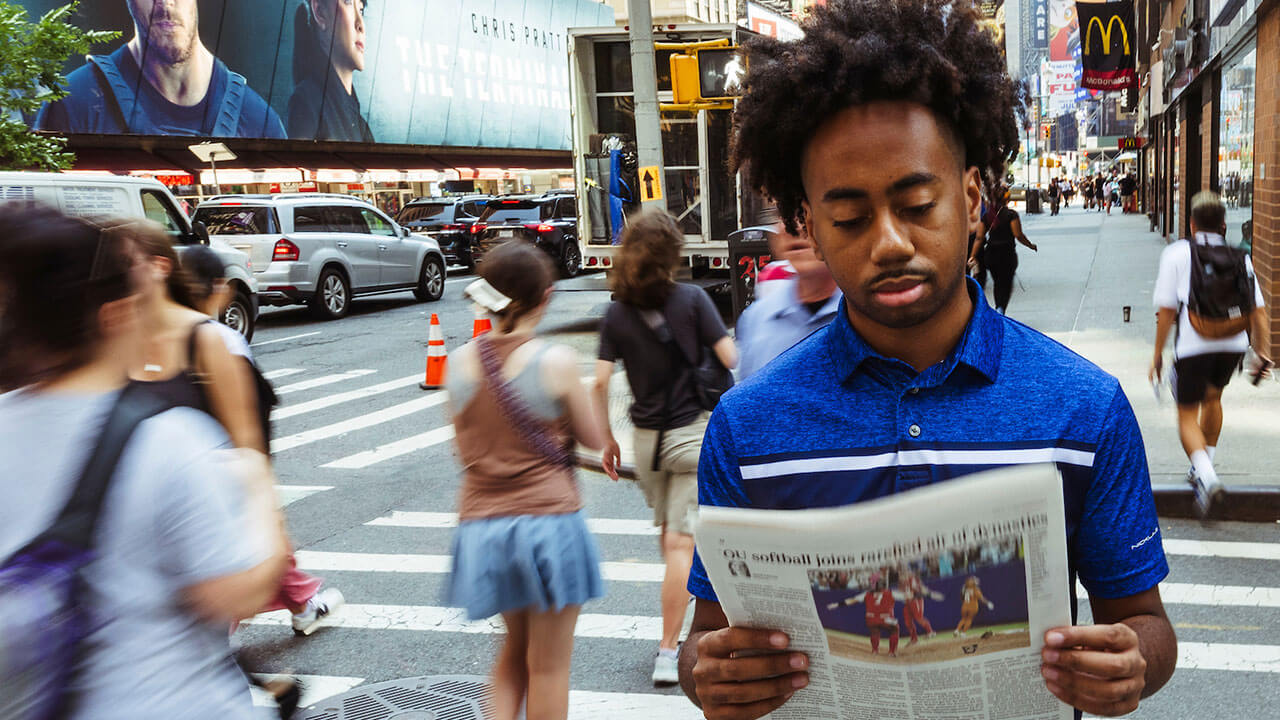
[236,270,1280,719]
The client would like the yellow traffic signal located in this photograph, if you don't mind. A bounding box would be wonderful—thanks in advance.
[663,40,742,110]
[670,54,700,104]
[1042,125,1052,140]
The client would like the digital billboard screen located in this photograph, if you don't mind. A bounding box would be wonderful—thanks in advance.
[23,0,613,150]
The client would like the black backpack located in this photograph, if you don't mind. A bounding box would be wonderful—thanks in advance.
[1187,239,1256,339]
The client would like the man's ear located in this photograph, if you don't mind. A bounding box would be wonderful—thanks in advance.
[964,167,983,236]
[801,200,824,263]
[311,0,330,31]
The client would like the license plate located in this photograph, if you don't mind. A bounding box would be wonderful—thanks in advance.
[500,230,514,238]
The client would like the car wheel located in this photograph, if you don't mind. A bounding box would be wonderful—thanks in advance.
[414,256,445,301]
[221,288,255,342]
[311,267,350,319]
[560,240,581,279]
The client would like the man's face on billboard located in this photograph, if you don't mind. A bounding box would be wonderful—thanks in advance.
[128,0,200,66]
[314,0,367,74]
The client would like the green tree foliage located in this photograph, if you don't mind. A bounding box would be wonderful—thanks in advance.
[0,2,117,170]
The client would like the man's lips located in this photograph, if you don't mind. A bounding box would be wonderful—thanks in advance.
[871,276,927,307]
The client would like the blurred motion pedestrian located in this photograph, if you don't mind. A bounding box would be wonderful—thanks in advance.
[0,205,288,720]
[444,241,607,720]
[975,187,1038,314]
[131,230,344,636]
[736,220,840,379]
[592,208,737,685]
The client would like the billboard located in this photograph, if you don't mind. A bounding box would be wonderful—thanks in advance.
[23,0,613,150]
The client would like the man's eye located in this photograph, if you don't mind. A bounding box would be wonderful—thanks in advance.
[904,202,936,217]
[832,218,866,229]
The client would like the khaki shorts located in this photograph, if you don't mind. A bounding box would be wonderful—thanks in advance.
[631,413,709,536]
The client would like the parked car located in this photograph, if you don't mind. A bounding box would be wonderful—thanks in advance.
[193,194,446,320]
[0,172,259,340]
[396,195,490,272]
[472,191,581,278]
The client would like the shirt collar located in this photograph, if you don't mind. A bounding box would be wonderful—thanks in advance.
[824,277,1003,385]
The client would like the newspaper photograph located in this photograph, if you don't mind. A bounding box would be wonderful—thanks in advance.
[695,464,1073,720]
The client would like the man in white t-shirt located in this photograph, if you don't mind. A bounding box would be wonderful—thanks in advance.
[1150,191,1271,517]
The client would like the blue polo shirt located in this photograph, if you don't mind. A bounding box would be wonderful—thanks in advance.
[689,279,1168,606]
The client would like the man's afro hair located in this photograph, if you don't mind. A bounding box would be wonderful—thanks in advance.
[731,0,1025,233]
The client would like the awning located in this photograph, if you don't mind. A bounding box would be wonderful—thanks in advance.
[60,134,571,174]
[1116,151,1138,162]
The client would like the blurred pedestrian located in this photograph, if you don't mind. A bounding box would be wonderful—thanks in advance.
[678,2,1175,717]
[131,229,343,636]
[736,221,840,379]
[1093,175,1105,212]
[593,208,737,685]
[1048,178,1060,216]
[974,187,1037,315]
[445,241,607,720]
[0,205,288,720]
[1150,191,1270,517]
[1062,179,1074,208]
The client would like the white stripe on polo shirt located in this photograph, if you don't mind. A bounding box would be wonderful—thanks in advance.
[739,446,1097,480]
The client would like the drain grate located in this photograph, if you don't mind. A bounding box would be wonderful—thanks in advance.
[295,675,491,720]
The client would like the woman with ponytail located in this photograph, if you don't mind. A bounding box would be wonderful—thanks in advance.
[444,241,607,720]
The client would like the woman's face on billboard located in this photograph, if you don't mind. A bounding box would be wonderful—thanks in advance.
[315,0,366,74]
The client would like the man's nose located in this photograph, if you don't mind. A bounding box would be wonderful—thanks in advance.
[867,212,914,264]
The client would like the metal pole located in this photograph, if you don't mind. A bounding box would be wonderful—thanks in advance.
[210,156,220,196]
[626,0,666,210]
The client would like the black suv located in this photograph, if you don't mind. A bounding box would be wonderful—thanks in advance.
[397,195,490,271]
[472,191,580,278]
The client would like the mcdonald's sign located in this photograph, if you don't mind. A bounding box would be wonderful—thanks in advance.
[1076,1,1137,91]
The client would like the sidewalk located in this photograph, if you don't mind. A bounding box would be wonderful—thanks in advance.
[1009,204,1280,502]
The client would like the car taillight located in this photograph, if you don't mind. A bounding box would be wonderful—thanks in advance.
[273,238,299,261]
[525,223,555,233]
[470,223,487,235]
[442,224,462,231]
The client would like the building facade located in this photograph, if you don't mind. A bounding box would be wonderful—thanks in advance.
[1136,0,1278,355]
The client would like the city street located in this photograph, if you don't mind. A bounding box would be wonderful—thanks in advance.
[237,206,1279,719]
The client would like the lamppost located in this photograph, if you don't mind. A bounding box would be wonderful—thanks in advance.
[188,141,237,197]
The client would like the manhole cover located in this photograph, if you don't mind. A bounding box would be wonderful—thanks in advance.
[294,675,493,720]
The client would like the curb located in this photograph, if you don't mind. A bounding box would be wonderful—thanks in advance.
[1152,484,1280,522]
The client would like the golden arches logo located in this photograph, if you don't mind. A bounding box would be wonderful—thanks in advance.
[1084,15,1130,55]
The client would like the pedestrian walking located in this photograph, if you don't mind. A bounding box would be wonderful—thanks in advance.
[1150,191,1271,517]
[972,188,1037,315]
[1094,175,1105,212]
[677,2,1176,717]
[130,229,344,637]
[1120,173,1136,214]
[444,241,607,720]
[0,206,289,720]
[736,220,840,379]
[1062,179,1074,207]
[1048,178,1061,216]
[592,208,738,685]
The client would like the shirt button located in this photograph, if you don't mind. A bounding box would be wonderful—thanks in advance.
[908,424,922,438]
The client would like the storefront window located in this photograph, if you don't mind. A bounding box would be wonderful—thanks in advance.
[1218,44,1256,251]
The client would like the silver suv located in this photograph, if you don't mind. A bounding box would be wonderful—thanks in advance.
[194,194,447,319]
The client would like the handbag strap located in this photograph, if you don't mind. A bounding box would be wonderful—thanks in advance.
[42,382,169,549]
[475,335,574,469]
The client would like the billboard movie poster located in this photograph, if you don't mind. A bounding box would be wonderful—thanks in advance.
[1077,0,1136,91]
[23,0,614,150]
[1019,0,1049,79]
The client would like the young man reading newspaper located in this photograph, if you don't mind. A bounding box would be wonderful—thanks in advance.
[676,2,1176,718]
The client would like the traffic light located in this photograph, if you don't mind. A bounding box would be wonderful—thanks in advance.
[665,41,744,109]
[1042,125,1052,140]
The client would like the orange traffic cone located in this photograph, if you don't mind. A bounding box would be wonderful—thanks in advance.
[420,313,448,390]
[472,306,492,337]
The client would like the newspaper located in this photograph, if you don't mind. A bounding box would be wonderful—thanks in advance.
[695,464,1073,720]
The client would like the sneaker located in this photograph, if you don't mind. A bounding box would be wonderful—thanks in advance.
[652,652,679,686]
[1187,468,1224,519]
[291,587,345,636]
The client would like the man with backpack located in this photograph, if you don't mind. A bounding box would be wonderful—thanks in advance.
[1150,191,1271,517]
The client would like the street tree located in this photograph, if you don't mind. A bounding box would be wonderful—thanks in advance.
[0,1,116,170]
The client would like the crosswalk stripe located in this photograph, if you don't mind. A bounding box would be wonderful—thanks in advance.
[1179,642,1280,673]
[252,331,321,347]
[322,425,456,469]
[1162,538,1280,562]
[262,368,306,380]
[366,511,659,535]
[275,369,377,395]
[272,393,448,453]
[294,550,664,582]
[276,485,333,506]
[272,374,424,421]
[245,604,665,640]
[292,551,1277,603]
[250,674,364,710]
[566,691,700,719]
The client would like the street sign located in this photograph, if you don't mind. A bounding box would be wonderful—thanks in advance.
[639,165,663,202]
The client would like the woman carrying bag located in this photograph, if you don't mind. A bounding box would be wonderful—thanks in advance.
[592,208,738,685]
[444,241,607,720]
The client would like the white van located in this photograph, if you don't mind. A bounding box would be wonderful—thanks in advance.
[0,173,258,340]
